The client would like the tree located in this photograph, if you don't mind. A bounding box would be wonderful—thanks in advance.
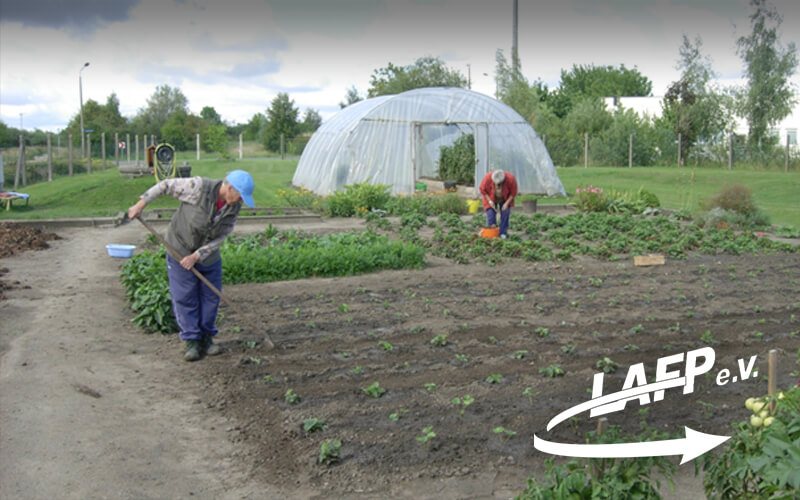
[551,64,652,118]
[200,106,223,126]
[160,111,204,151]
[203,123,231,159]
[242,112,268,143]
[132,84,189,135]
[367,56,467,97]
[63,92,128,150]
[339,86,363,108]
[494,49,548,124]
[263,93,300,152]
[736,0,798,148]
[301,109,322,134]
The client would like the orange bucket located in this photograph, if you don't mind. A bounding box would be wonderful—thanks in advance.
[480,227,500,238]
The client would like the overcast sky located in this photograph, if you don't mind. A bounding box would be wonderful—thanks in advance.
[1,0,798,132]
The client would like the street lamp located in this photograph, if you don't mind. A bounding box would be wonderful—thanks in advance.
[79,61,90,158]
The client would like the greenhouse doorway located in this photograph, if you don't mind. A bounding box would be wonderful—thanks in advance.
[413,122,488,189]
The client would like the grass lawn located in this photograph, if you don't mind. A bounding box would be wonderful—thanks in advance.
[2,160,798,229]
[0,158,297,219]
[552,166,800,228]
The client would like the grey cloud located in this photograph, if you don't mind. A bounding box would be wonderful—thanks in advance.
[229,59,281,78]
[0,0,138,31]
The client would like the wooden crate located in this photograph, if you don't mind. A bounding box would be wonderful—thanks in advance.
[634,254,665,267]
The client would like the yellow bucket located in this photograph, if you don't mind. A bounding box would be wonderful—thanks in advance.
[466,199,480,214]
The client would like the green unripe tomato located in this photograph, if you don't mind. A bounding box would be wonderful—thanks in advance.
[745,397,755,410]
[763,416,775,427]
[751,401,765,413]
[759,409,769,419]
[750,415,763,428]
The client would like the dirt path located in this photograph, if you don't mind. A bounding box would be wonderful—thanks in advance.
[0,220,342,500]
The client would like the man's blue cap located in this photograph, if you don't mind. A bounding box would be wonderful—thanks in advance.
[226,170,254,207]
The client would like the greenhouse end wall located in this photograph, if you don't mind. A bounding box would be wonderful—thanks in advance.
[293,87,566,197]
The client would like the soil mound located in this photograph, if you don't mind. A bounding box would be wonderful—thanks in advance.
[0,223,60,300]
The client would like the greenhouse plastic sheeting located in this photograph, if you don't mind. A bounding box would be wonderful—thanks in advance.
[293,87,566,197]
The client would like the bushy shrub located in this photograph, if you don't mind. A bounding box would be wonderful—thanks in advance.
[696,185,770,230]
[573,185,607,213]
[605,188,661,214]
[325,182,391,217]
[437,133,475,185]
[385,191,465,216]
[702,184,757,215]
[694,207,771,231]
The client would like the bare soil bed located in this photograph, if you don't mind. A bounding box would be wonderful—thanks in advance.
[192,247,800,496]
[1,220,798,498]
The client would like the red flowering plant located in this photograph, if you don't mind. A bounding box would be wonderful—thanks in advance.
[573,185,608,213]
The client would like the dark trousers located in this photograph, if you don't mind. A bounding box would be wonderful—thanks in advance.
[485,207,510,236]
[166,254,222,341]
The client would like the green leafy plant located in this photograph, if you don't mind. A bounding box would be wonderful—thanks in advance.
[438,133,475,185]
[523,387,540,406]
[120,249,177,333]
[701,329,718,345]
[539,365,565,377]
[703,387,800,498]
[451,395,475,416]
[430,334,448,346]
[493,426,517,438]
[416,426,437,450]
[424,382,437,392]
[318,439,342,465]
[485,373,503,384]
[510,349,529,360]
[363,381,386,398]
[595,357,619,374]
[389,408,408,422]
[535,326,550,338]
[285,388,300,404]
[303,418,327,433]
[378,340,394,351]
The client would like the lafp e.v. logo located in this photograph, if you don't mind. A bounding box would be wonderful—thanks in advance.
[533,346,758,464]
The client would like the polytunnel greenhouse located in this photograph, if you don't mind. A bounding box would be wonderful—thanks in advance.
[292,87,566,197]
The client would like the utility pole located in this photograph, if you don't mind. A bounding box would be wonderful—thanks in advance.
[79,62,90,158]
[512,0,519,73]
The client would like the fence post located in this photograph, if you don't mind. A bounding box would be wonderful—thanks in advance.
[629,134,633,168]
[135,135,140,166]
[126,134,130,163]
[281,133,286,160]
[196,134,200,160]
[677,133,682,167]
[102,132,106,169]
[47,134,53,181]
[68,134,73,176]
[584,132,589,168]
[14,135,23,189]
[115,132,119,166]
[786,134,790,173]
[239,133,243,160]
[728,134,733,171]
[87,134,92,174]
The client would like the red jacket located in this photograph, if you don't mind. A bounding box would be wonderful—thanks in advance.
[479,171,518,210]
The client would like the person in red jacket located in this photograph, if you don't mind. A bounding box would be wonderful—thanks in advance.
[479,169,518,238]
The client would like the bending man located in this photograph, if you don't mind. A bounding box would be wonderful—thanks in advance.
[479,169,518,239]
[127,170,255,361]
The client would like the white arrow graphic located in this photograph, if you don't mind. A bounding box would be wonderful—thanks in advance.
[534,427,730,465]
